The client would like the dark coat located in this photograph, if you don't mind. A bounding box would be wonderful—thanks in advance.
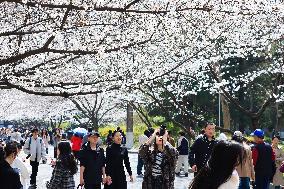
[189,134,217,170]
[139,143,178,189]
[177,137,189,155]
[0,160,22,189]
[79,143,105,185]
[104,143,132,189]
[253,142,275,177]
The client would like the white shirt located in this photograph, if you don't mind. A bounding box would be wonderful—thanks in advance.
[12,157,31,189]
[218,170,239,189]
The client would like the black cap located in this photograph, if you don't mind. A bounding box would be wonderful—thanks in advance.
[88,132,100,137]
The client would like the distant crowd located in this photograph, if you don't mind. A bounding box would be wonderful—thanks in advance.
[0,124,283,189]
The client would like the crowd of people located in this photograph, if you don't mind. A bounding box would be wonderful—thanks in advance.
[0,123,283,189]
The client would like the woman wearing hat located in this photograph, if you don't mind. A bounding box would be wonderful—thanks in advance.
[232,131,255,189]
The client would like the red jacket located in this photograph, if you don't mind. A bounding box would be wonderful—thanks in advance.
[71,136,82,151]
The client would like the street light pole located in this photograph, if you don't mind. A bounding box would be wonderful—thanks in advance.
[219,91,221,127]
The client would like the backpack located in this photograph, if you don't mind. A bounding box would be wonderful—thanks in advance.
[27,137,42,151]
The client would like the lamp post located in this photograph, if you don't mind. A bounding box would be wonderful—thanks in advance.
[218,91,221,127]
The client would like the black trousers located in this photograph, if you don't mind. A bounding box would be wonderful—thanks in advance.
[54,147,57,158]
[151,176,163,189]
[137,154,144,175]
[85,183,101,189]
[30,161,39,185]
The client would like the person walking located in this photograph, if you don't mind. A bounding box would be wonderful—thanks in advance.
[139,128,178,189]
[71,133,82,160]
[104,130,133,189]
[271,135,284,189]
[251,129,276,189]
[189,140,245,189]
[79,132,106,189]
[52,128,62,159]
[41,129,50,154]
[23,128,46,189]
[0,141,23,189]
[175,131,189,177]
[189,122,217,176]
[137,130,149,177]
[10,129,23,143]
[46,141,78,189]
[231,131,255,189]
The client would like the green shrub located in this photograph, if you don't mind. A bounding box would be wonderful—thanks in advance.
[98,124,148,146]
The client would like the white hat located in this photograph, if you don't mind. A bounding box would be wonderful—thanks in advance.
[217,133,228,141]
[233,131,243,137]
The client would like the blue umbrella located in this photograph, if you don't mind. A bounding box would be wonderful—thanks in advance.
[73,127,88,136]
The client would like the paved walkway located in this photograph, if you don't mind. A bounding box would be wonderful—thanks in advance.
[22,145,192,188]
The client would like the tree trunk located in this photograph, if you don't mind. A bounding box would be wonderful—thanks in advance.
[221,95,231,130]
[251,117,259,130]
[91,117,99,131]
[126,103,134,149]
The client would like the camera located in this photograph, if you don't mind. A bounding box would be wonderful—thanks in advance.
[159,125,167,136]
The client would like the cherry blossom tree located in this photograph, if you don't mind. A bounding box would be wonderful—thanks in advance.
[70,92,125,131]
[0,0,284,132]
[1,0,283,97]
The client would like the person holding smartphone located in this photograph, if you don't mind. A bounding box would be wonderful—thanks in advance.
[139,128,178,189]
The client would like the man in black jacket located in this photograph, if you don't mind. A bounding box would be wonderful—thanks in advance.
[251,129,275,189]
[79,132,106,189]
[189,123,217,176]
[175,131,189,177]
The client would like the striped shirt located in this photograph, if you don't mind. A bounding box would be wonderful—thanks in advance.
[152,152,164,177]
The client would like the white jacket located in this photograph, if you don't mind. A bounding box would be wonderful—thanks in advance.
[218,170,239,189]
[23,137,46,162]
[12,157,31,189]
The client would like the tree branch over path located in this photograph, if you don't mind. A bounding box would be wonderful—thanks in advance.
[0,35,153,66]
[3,0,274,15]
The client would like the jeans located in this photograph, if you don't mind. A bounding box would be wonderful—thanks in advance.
[239,177,250,189]
[30,161,39,185]
[255,176,270,189]
[137,154,144,175]
[274,186,281,189]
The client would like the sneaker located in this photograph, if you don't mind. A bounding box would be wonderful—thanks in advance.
[28,184,37,189]
[185,173,188,177]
